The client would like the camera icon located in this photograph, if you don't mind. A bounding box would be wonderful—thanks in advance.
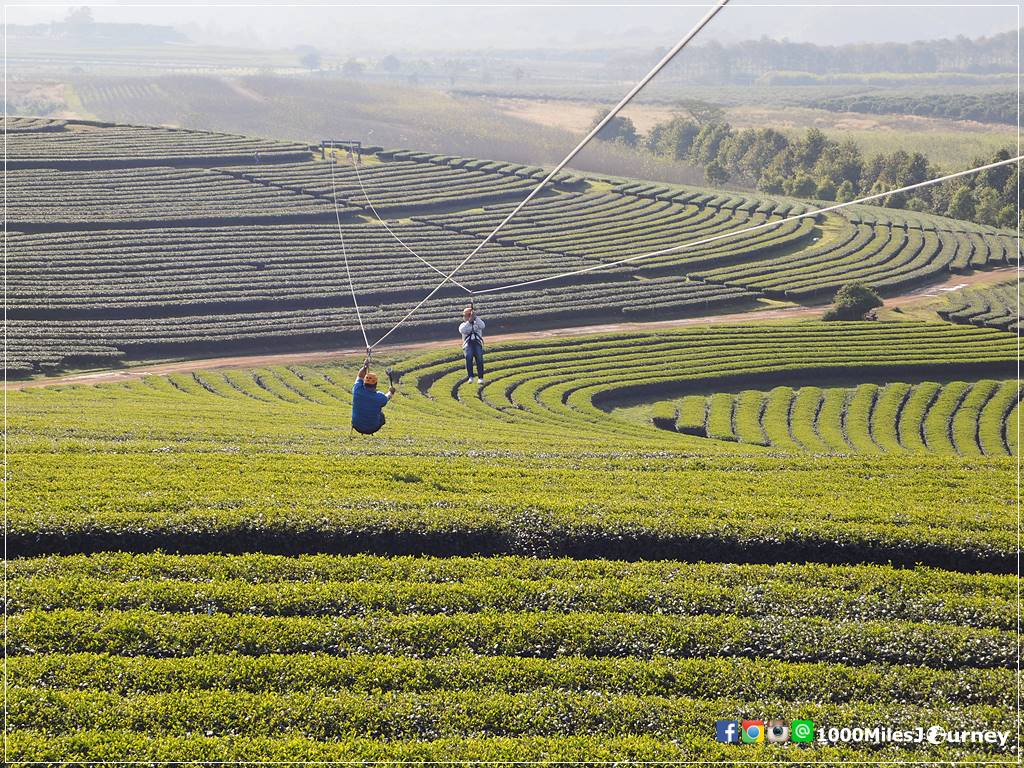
[766,720,789,743]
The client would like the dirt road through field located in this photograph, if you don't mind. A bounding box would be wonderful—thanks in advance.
[9,267,1016,389]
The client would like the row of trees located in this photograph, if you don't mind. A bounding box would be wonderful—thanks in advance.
[610,32,1016,85]
[595,107,1018,229]
[810,92,1015,126]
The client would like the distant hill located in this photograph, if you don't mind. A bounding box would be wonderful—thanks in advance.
[9,20,188,46]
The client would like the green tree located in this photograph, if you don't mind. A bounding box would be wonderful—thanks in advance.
[825,140,864,188]
[1001,165,1018,207]
[997,204,1017,228]
[689,122,732,165]
[822,283,883,321]
[974,186,1003,226]
[978,148,1013,191]
[793,128,829,169]
[738,128,789,182]
[949,186,976,220]
[65,6,93,25]
[645,116,700,159]
[784,173,817,197]
[705,160,730,185]
[883,192,907,209]
[758,174,786,194]
[591,113,638,147]
[835,180,857,203]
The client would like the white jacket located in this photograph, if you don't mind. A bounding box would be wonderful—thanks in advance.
[459,317,485,348]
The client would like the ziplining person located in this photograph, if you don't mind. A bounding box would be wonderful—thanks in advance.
[351,354,395,435]
[459,306,486,384]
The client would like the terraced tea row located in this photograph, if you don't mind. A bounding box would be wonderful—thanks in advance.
[611,182,812,217]
[2,116,67,133]
[396,322,1016,443]
[7,552,1014,762]
[375,148,587,185]
[417,190,817,270]
[647,379,1020,456]
[227,157,577,213]
[694,217,1017,299]
[939,278,1020,332]
[6,337,124,376]
[21,322,1009,447]
[11,553,1014,627]
[7,167,333,228]
[258,157,1016,302]
[24,322,1010,442]
[6,156,576,230]
[7,119,311,168]
[7,274,753,374]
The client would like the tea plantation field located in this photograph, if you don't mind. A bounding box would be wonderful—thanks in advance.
[7,117,1019,377]
[939,277,1020,332]
[8,321,1019,762]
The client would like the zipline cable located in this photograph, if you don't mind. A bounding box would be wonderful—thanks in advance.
[469,153,1024,294]
[327,141,370,349]
[369,0,731,349]
[350,152,472,293]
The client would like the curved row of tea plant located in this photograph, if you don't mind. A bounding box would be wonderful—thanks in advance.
[938,279,1020,332]
[612,180,811,217]
[8,167,332,227]
[7,274,754,374]
[3,116,67,133]
[375,148,585,187]
[646,379,1020,457]
[220,158,559,213]
[418,190,817,270]
[695,217,1017,299]
[9,224,593,313]
[7,119,311,167]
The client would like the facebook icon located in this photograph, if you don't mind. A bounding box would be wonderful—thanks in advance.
[716,720,740,743]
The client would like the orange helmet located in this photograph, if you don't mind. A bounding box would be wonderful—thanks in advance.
[364,372,379,387]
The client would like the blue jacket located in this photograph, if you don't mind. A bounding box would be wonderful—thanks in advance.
[352,377,390,432]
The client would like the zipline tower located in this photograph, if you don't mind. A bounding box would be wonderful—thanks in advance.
[322,139,362,165]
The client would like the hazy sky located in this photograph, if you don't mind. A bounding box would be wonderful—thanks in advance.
[6,2,1019,52]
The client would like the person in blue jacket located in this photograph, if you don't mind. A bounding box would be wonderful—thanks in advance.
[351,360,394,435]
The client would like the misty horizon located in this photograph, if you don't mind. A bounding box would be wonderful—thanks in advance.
[6,2,1020,54]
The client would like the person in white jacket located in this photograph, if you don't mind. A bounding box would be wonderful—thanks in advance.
[459,306,486,383]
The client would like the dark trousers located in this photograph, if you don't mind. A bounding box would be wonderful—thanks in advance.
[464,340,484,379]
[353,411,385,435]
